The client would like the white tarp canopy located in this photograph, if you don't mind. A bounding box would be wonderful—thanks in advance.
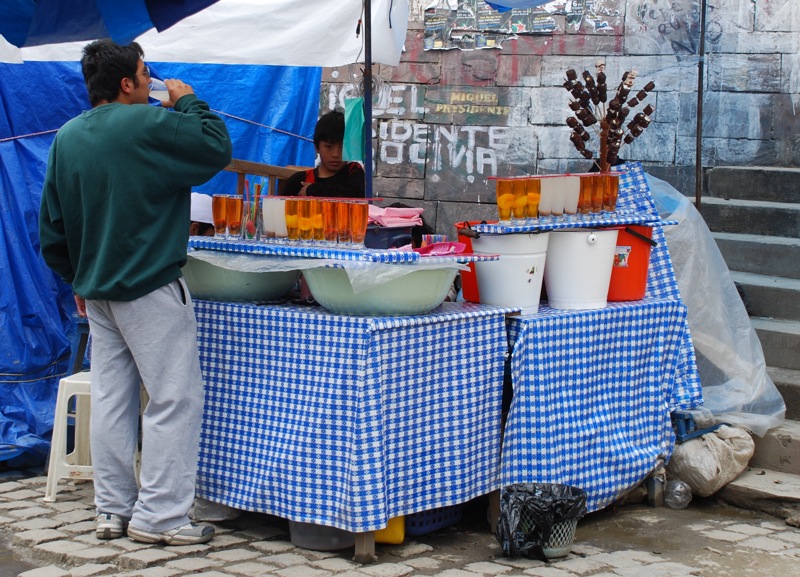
[0,0,409,66]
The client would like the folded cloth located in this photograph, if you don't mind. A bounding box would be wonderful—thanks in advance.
[413,242,467,256]
[368,205,424,228]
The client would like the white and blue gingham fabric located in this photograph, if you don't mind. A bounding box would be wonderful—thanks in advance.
[194,300,513,532]
[502,298,694,513]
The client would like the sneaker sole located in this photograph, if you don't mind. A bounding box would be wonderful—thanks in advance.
[96,527,124,540]
[127,525,214,546]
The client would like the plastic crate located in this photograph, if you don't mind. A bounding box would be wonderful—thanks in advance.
[405,504,463,536]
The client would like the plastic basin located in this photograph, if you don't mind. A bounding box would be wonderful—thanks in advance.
[182,255,299,302]
[303,266,458,316]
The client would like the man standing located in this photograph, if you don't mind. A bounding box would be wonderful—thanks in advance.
[39,40,232,545]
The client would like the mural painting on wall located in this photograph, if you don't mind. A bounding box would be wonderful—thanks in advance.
[423,0,623,51]
[324,82,528,192]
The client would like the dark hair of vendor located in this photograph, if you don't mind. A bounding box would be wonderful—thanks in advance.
[81,39,144,107]
[313,111,345,147]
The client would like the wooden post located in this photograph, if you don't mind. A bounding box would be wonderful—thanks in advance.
[353,531,377,564]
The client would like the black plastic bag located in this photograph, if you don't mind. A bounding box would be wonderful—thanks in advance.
[496,483,587,560]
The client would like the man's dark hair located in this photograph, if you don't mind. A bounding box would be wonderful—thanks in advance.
[313,110,345,147]
[81,39,144,107]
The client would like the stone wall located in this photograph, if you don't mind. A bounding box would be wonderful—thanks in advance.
[320,1,800,235]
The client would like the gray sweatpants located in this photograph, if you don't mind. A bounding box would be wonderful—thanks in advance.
[86,278,204,533]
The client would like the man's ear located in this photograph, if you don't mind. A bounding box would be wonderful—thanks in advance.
[189,222,200,236]
[120,76,134,96]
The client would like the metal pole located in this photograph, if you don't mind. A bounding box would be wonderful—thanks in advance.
[695,0,707,212]
[363,0,373,198]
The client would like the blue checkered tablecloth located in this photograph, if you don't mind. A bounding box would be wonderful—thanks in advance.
[193,300,513,532]
[502,298,700,513]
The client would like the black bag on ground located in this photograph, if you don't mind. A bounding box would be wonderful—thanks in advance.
[496,483,587,560]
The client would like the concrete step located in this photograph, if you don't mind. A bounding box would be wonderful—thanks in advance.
[706,166,800,204]
[752,317,800,371]
[750,419,800,475]
[699,197,800,238]
[768,366,800,422]
[714,233,800,280]
[730,271,800,320]
[718,467,800,522]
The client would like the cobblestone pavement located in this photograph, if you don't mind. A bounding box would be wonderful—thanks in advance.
[2,475,800,577]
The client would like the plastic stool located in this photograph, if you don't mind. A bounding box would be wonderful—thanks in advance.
[44,371,149,502]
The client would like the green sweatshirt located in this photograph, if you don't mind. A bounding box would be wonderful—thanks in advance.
[39,94,232,301]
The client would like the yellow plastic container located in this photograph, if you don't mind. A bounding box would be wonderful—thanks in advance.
[374,516,405,545]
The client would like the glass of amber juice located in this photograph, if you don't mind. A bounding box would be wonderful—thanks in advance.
[284,198,300,241]
[525,177,541,223]
[349,201,369,248]
[297,198,313,241]
[336,200,352,245]
[603,173,620,213]
[212,194,227,238]
[321,199,338,245]
[511,178,528,224]
[309,198,324,243]
[225,195,243,238]
[495,178,514,224]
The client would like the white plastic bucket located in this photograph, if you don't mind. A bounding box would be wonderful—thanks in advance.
[471,232,550,314]
[544,229,619,310]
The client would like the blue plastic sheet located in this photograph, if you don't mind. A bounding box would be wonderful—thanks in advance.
[0,59,320,465]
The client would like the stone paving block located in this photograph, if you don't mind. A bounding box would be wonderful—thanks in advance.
[207,547,262,562]
[46,500,90,512]
[569,544,604,556]
[0,500,32,511]
[519,566,575,577]
[0,514,15,524]
[249,540,296,554]
[381,542,434,558]
[115,567,183,577]
[66,546,123,564]
[9,506,53,518]
[492,556,546,570]
[739,535,793,552]
[463,560,513,574]
[700,529,750,542]
[162,542,212,555]
[433,569,498,577]
[2,489,44,500]
[32,539,91,564]
[613,561,702,577]
[15,517,62,531]
[275,565,334,577]
[224,560,281,576]
[68,562,117,576]
[235,524,287,540]
[588,549,664,567]
[552,556,611,575]
[61,520,96,535]
[357,561,415,576]
[402,556,442,570]
[726,523,775,536]
[165,555,223,571]
[0,481,26,493]
[117,548,178,570]
[54,508,96,524]
[310,556,360,572]
[774,530,800,544]
[206,532,248,548]
[14,528,69,546]
[18,566,70,577]
[257,551,308,567]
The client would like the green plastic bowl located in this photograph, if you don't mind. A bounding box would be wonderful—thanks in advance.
[183,255,299,302]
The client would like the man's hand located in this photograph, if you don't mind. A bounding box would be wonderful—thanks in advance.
[74,294,87,317]
[160,78,195,108]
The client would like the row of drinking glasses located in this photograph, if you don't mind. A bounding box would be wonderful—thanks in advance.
[495,173,620,225]
[212,194,370,248]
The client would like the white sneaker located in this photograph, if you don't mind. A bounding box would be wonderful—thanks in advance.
[128,522,215,545]
[96,513,127,540]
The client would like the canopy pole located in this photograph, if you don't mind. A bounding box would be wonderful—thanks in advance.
[694,0,707,212]
[363,0,373,198]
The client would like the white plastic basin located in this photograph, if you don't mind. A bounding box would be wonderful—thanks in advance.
[303,266,458,316]
[182,255,299,302]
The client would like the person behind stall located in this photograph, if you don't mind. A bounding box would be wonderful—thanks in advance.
[283,110,365,198]
[38,39,232,546]
[189,192,215,236]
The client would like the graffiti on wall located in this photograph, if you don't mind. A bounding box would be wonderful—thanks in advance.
[630,0,722,60]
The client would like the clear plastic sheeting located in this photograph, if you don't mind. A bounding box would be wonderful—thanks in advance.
[187,250,468,295]
[647,174,785,437]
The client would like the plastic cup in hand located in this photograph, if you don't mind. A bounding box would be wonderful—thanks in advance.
[212,194,227,238]
[149,77,169,102]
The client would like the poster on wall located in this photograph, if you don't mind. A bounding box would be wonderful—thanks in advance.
[423,0,621,50]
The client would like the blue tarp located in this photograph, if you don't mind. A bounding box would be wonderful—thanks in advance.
[0,59,321,466]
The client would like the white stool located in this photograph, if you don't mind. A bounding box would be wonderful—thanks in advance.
[44,371,148,502]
